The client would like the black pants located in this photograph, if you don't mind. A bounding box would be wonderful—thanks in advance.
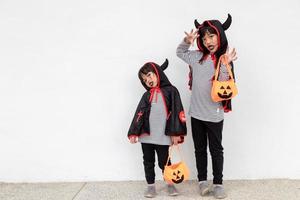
[141,143,170,184]
[191,117,224,184]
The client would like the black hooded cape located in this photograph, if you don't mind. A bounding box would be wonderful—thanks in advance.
[128,60,187,142]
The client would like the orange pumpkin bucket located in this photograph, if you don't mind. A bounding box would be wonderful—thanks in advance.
[163,145,189,184]
[211,54,238,102]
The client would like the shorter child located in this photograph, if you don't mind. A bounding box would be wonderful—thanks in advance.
[128,59,187,198]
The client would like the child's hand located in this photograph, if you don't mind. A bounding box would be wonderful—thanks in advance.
[226,47,237,63]
[171,136,181,145]
[129,136,138,144]
[184,29,199,45]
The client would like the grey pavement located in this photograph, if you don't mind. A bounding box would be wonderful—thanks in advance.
[0,179,299,200]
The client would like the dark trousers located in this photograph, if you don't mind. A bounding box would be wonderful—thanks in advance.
[141,143,170,184]
[191,117,224,184]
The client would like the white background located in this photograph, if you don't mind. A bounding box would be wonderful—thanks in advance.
[0,0,299,182]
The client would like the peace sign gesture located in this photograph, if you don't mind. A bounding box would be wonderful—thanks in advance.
[184,29,199,45]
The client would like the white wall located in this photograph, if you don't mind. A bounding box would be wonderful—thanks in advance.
[0,0,299,182]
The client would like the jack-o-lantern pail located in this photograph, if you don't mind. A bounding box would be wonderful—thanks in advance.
[163,146,189,184]
[211,54,238,102]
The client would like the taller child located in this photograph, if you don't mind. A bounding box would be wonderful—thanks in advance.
[176,14,237,199]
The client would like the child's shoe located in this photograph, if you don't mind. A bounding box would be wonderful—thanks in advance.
[144,185,157,198]
[167,184,179,196]
[198,181,210,196]
[212,184,227,199]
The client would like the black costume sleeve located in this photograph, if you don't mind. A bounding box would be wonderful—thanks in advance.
[165,87,187,137]
[127,92,149,138]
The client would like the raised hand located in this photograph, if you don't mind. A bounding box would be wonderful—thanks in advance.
[184,29,199,45]
[226,47,237,63]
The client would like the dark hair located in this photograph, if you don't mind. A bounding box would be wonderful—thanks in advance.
[138,63,156,82]
[199,26,217,36]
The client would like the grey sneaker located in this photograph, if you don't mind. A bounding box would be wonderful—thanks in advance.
[212,184,227,199]
[144,185,157,198]
[198,181,210,196]
[167,184,179,196]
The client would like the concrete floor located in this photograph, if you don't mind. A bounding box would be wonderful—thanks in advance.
[0,179,299,200]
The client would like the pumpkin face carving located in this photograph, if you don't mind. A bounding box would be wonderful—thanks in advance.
[217,85,233,99]
[171,170,184,184]
[212,79,237,102]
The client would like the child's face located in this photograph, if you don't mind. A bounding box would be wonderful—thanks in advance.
[202,32,218,53]
[141,72,158,88]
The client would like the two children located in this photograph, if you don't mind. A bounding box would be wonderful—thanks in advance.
[128,14,237,199]
[127,60,187,198]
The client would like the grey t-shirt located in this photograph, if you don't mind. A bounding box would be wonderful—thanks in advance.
[139,90,172,145]
[176,40,229,122]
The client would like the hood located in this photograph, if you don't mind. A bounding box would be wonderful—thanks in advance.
[194,14,232,59]
[140,59,172,91]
